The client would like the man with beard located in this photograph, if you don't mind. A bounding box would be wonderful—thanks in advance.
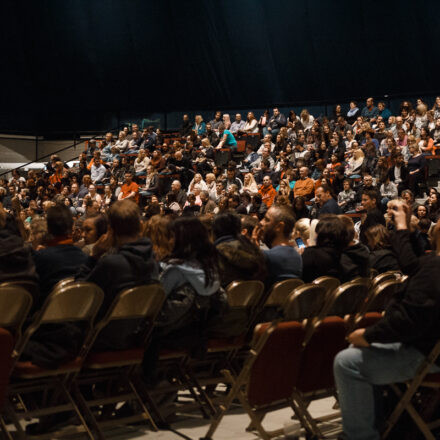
[259,205,302,286]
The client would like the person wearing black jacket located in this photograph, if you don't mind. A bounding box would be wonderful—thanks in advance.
[334,200,440,440]
[302,215,350,282]
[388,154,409,195]
[179,114,193,137]
[266,108,287,140]
[76,200,159,351]
[359,189,386,245]
[0,206,38,287]
[212,212,266,288]
[22,205,88,368]
[339,215,370,281]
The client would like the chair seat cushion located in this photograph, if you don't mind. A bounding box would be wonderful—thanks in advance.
[207,335,245,351]
[423,373,440,383]
[159,349,188,360]
[14,357,82,378]
[85,348,144,368]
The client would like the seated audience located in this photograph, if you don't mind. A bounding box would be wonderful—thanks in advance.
[259,205,302,286]
[76,200,159,350]
[212,212,266,287]
[301,214,350,282]
[364,224,400,273]
[339,215,370,281]
[334,204,440,440]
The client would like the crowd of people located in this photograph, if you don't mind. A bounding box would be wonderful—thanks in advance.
[1,96,440,439]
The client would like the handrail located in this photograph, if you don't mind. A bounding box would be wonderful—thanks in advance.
[0,124,124,178]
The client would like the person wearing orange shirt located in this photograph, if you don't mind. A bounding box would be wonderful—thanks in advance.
[293,167,315,199]
[49,161,64,186]
[118,172,139,204]
[87,150,104,170]
[258,175,277,208]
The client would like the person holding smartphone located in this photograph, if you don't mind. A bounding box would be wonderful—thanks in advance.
[334,201,440,440]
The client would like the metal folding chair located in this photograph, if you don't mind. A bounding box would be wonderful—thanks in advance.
[313,276,340,303]
[3,281,103,440]
[201,285,329,440]
[383,339,440,440]
[0,284,33,340]
[265,278,304,308]
[73,284,166,439]
[183,280,265,417]
[323,277,372,333]
[371,270,402,289]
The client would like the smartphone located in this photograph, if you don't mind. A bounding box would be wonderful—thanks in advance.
[295,237,306,249]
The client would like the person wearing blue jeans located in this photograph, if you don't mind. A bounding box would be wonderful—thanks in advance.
[334,200,440,440]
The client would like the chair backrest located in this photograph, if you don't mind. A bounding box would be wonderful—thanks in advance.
[0,280,39,302]
[365,278,404,313]
[236,140,246,152]
[226,280,265,308]
[283,284,327,322]
[84,284,166,353]
[52,277,76,291]
[105,284,165,321]
[0,284,33,337]
[324,278,371,327]
[39,282,104,323]
[369,268,379,279]
[247,321,305,407]
[13,282,104,360]
[371,270,402,289]
[313,276,340,302]
[265,278,304,306]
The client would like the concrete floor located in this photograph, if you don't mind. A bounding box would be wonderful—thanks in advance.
[101,397,340,440]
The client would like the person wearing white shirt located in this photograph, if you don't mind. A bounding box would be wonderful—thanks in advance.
[243,112,259,134]
[230,114,246,134]
[257,134,275,154]
[300,109,314,131]
[187,173,208,194]
[115,131,129,152]
[133,149,150,176]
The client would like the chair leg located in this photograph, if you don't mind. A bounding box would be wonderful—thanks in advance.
[290,392,323,439]
[0,413,14,440]
[201,369,244,440]
[3,399,26,440]
[72,383,106,440]
[59,381,95,440]
[180,368,211,419]
[235,391,270,440]
[127,379,158,431]
[384,384,435,440]
[184,365,217,417]
[134,376,168,428]
[245,410,266,432]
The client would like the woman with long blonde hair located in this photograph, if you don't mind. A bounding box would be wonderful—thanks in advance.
[241,173,258,195]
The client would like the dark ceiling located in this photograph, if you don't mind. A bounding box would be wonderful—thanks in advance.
[1,0,440,133]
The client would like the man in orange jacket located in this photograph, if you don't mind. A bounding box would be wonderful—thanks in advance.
[293,166,315,199]
[258,175,277,208]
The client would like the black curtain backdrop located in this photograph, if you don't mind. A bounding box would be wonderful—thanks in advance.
[1,0,440,133]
